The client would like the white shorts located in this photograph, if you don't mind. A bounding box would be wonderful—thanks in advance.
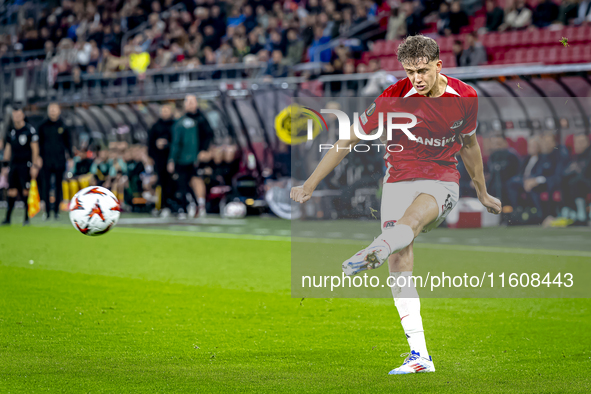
[380,179,459,234]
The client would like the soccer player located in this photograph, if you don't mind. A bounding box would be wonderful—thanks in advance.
[290,35,501,375]
[2,106,41,226]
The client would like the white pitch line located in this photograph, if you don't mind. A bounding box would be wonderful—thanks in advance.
[414,243,591,258]
[41,226,591,257]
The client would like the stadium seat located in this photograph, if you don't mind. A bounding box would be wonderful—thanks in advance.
[473,16,486,30]
[372,40,387,56]
[423,22,437,34]
[515,137,528,157]
[565,133,575,155]
[517,30,535,48]
[437,36,454,53]
[545,47,560,64]
[524,48,538,64]
[540,192,549,201]
[381,56,397,71]
[460,25,473,34]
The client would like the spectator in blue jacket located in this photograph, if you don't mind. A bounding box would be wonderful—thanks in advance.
[519,131,569,215]
[308,26,332,62]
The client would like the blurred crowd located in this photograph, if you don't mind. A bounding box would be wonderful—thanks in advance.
[458,131,591,226]
[0,100,243,219]
[0,0,588,91]
[0,0,393,83]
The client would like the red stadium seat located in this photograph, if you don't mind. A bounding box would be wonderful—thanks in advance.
[563,26,578,43]
[480,32,496,49]
[441,53,456,67]
[372,40,387,56]
[540,192,549,201]
[515,137,528,157]
[381,56,397,71]
[473,16,486,30]
[544,47,560,64]
[510,31,523,48]
[517,30,536,48]
[502,49,517,65]
[460,25,473,34]
[437,36,454,53]
[565,133,575,154]
[423,22,437,33]
[524,48,538,63]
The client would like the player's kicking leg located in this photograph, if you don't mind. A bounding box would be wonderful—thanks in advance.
[342,181,458,375]
[342,193,438,276]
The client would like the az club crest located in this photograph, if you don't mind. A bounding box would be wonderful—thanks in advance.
[450,119,464,129]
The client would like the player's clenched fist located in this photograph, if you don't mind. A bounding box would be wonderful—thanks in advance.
[479,193,502,214]
[290,185,312,204]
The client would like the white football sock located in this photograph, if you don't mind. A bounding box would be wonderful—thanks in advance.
[389,271,429,358]
[370,224,414,257]
[198,197,206,207]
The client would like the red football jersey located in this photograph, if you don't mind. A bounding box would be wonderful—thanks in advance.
[358,74,478,184]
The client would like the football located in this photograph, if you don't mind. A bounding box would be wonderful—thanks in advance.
[223,201,247,218]
[69,186,121,236]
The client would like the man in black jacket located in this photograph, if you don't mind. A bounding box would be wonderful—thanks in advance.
[487,135,521,205]
[38,103,72,220]
[560,133,591,224]
[148,104,174,214]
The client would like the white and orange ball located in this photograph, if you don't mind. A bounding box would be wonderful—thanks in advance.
[69,186,121,236]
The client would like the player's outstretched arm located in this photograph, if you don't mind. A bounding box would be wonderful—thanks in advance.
[459,133,501,214]
[290,124,360,204]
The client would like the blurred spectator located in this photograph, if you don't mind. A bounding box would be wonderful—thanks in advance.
[265,50,289,78]
[449,1,470,35]
[404,1,425,36]
[285,29,305,65]
[533,0,560,28]
[486,135,521,204]
[438,2,452,36]
[452,39,463,66]
[507,135,541,210]
[386,6,407,40]
[459,32,488,66]
[307,26,332,62]
[560,134,591,223]
[557,0,579,25]
[508,132,569,216]
[574,0,591,25]
[484,0,505,32]
[499,0,533,31]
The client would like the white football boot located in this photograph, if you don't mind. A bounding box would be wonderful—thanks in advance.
[388,350,435,375]
[341,243,390,276]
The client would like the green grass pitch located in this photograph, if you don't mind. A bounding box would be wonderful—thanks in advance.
[1,221,590,393]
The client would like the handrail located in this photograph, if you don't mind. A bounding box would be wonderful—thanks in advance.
[0,48,46,62]
[311,12,386,61]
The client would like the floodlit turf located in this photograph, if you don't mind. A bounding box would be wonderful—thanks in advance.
[1,221,591,393]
